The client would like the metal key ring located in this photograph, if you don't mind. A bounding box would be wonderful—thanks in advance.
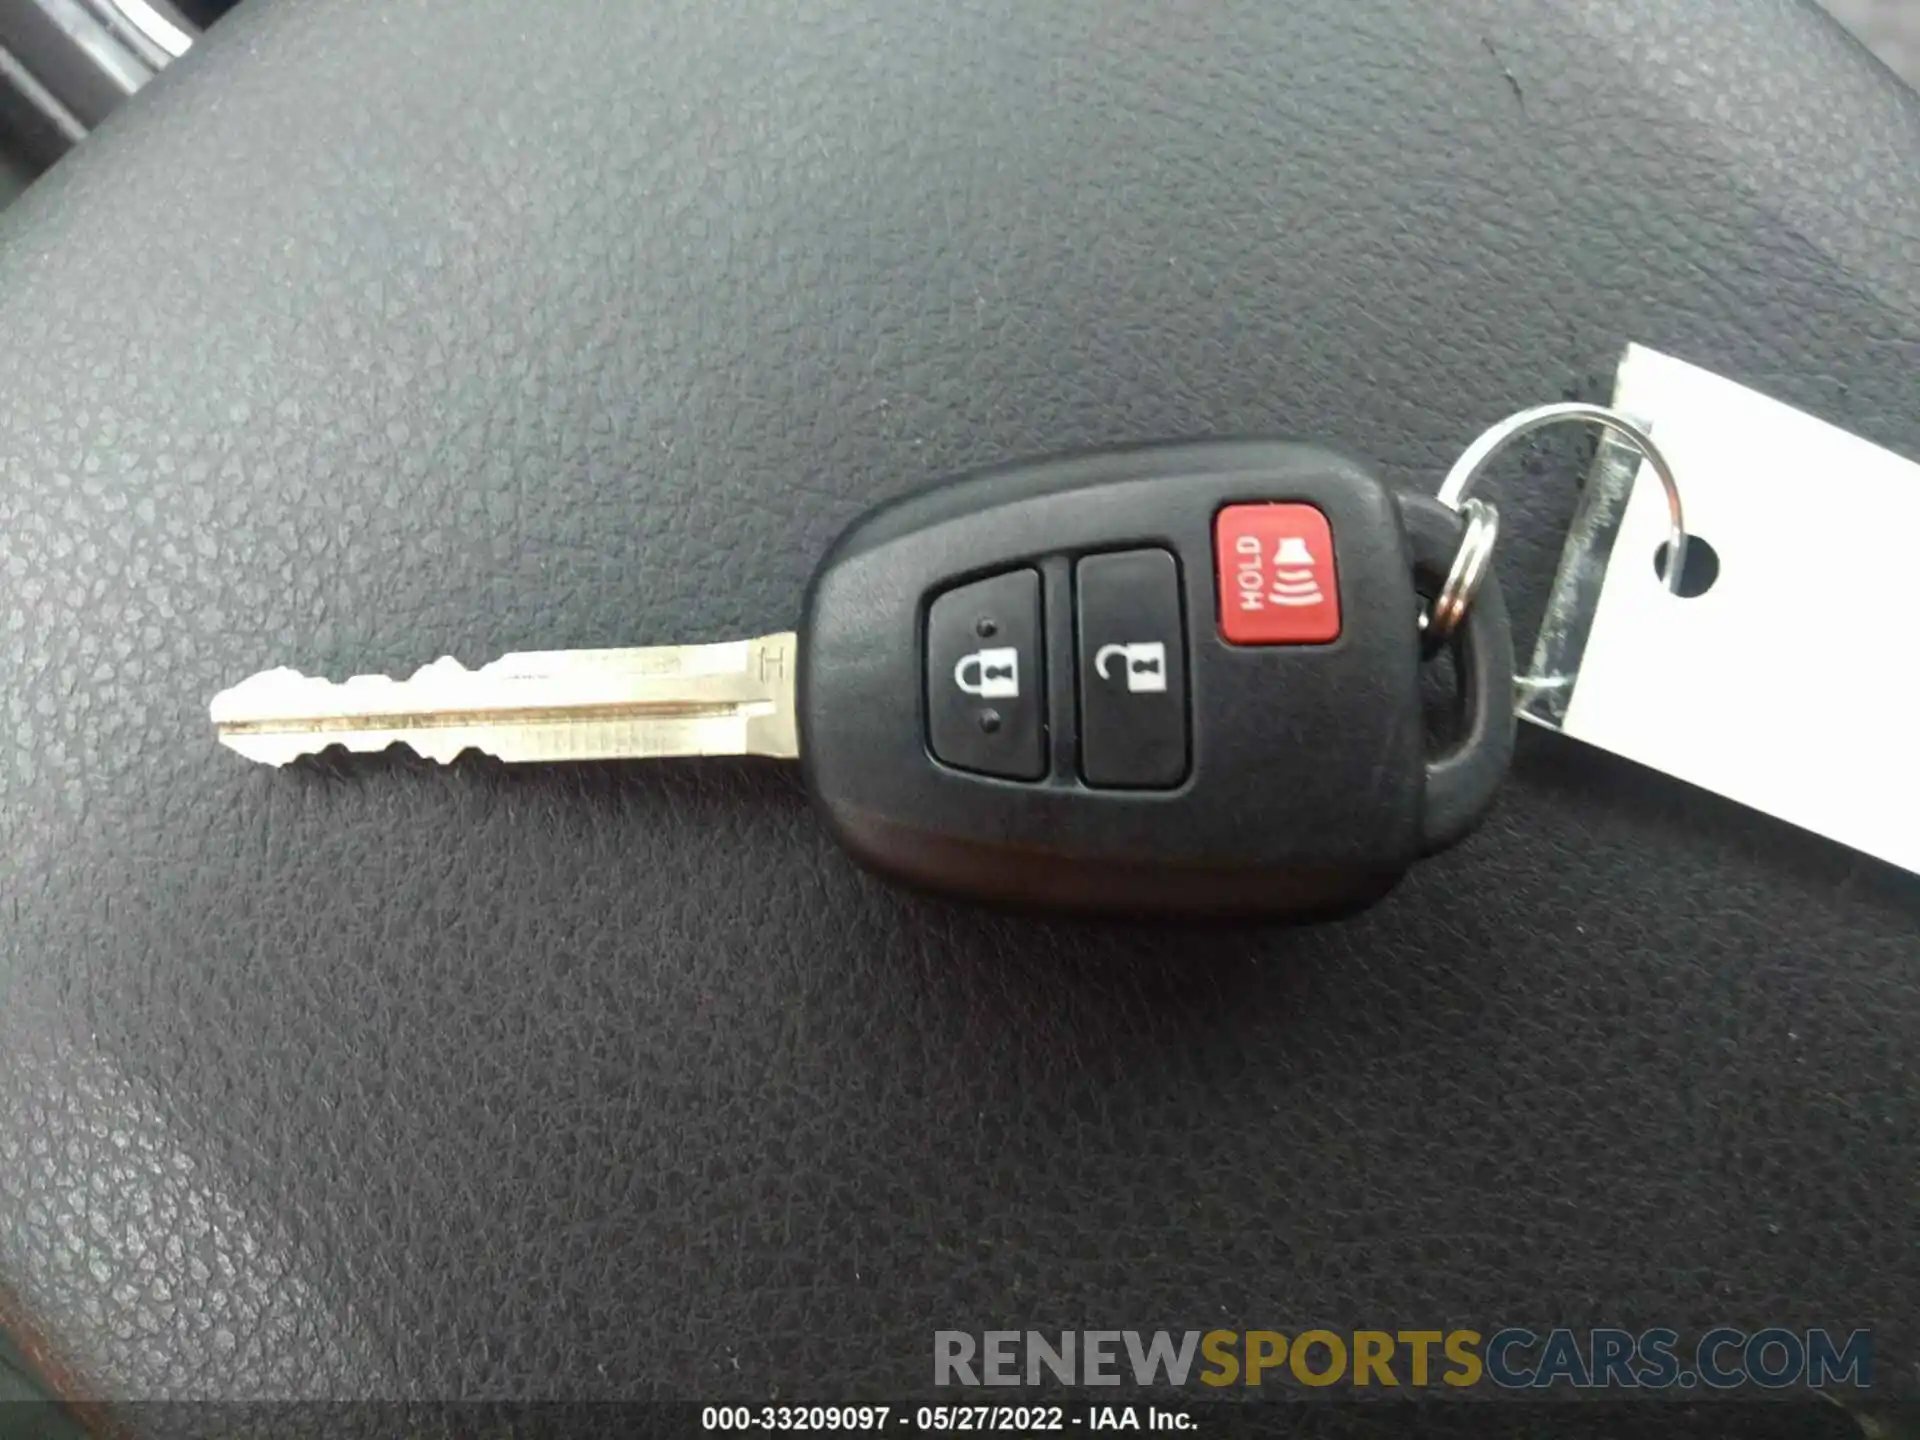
[1423,402,1689,648]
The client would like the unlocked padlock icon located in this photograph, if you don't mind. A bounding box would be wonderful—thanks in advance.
[1093,641,1168,694]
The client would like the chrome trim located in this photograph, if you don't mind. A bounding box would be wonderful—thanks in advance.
[100,0,192,62]
[32,0,151,97]
[0,41,86,144]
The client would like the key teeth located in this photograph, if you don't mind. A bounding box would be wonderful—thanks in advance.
[217,729,486,767]
[404,734,479,765]
[208,632,800,766]
[208,665,306,722]
[209,659,478,723]
[209,657,514,768]
[402,656,475,686]
[216,730,311,767]
[211,659,486,767]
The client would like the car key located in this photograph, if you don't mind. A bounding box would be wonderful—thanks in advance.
[211,440,1514,917]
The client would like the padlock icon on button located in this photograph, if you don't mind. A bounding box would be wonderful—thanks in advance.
[953,647,1020,699]
[1094,641,1168,694]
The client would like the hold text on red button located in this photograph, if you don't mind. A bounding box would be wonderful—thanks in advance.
[1215,504,1341,645]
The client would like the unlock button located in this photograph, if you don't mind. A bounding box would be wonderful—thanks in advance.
[927,570,1046,781]
[1078,549,1188,789]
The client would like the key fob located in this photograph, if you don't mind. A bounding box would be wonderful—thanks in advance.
[799,441,1514,917]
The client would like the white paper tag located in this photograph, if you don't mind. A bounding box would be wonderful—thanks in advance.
[1537,344,1919,875]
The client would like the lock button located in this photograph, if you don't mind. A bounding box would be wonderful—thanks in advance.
[1077,549,1188,789]
[926,568,1046,780]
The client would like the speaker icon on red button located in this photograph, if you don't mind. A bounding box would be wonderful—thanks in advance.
[1268,536,1326,607]
[1215,503,1342,644]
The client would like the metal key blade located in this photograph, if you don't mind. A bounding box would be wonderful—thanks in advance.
[210,633,799,766]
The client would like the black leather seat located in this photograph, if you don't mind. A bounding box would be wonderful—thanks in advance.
[0,0,1915,1413]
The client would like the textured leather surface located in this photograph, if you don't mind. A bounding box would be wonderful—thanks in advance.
[0,0,1916,1406]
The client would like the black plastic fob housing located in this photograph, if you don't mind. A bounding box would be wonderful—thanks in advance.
[799,442,1514,917]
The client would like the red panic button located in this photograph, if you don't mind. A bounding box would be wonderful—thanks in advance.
[1215,504,1341,645]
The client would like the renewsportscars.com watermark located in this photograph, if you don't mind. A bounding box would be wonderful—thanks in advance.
[934,1328,1872,1392]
